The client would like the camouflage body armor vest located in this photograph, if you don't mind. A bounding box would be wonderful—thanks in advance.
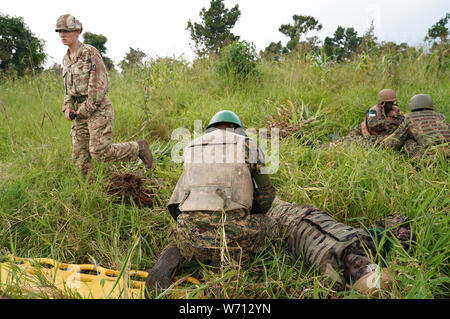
[360,104,401,136]
[406,110,450,146]
[168,129,254,218]
[290,210,366,285]
[268,198,370,287]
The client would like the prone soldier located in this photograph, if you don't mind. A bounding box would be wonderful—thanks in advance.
[344,89,404,145]
[382,94,449,158]
[267,197,412,293]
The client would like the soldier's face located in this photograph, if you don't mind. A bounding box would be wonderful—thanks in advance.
[383,102,394,113]
[58,30,80,46]
[345,253,371,281]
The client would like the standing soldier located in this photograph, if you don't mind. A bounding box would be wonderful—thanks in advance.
[55,14,153,176]
[382,94,449,158]
[346,89,404,143]
[145,110,276,297]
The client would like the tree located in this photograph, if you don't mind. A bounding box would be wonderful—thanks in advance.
[0,13,46,76]
[324,26,362,61]
[358,20,378,54]
[260,41,288,61]
[82,32,115,71]
[119,47,147,70]
[186,0,241,56]
[425,13,450,44]
[279,15,322,52]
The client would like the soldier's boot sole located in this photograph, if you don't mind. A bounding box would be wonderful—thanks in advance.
[137,139,154,169]
[144,246,181,299]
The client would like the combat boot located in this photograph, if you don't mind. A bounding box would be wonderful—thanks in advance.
[144,246,181,298]
[137,139,153,169]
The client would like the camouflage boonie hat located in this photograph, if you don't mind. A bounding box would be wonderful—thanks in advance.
[377,89,398,105]
[55,14,83,32]
[408,94,433,111]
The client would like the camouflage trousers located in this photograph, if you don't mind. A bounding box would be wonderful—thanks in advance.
[171,209,276,264]
[70,101,140,175]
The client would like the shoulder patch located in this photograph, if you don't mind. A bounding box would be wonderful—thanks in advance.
[368,110,377,117]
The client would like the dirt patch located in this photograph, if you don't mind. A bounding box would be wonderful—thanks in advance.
[107,173,155,207]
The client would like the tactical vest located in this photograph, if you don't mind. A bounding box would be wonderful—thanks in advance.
[360,104,401,136]
[168,129,254,216]
[287,209,365,286]
[406,110,450,146]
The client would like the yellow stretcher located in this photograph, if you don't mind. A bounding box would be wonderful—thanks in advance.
[0,256,150,298]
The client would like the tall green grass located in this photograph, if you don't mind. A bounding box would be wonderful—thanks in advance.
[0,50,448,298]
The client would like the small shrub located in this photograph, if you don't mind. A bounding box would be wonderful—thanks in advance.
[217,40,260,83]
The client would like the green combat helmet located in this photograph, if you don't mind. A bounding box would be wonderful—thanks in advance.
[377,89,398,105]
[407,94,434,111]
[55,14,83,33]
[207,110,244,129]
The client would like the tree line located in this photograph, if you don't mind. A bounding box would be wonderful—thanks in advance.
[0,1,448,76]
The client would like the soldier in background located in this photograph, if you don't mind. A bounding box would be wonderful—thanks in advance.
[382,94,449,158]
[344,89,404,144]
[55,14,153,176]
[145,111,276,297]
[267,197,412,293]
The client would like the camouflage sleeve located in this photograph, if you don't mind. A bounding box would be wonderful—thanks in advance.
[62,65,74,112]
[245,138,276,214]
[381,118,410,150]
[62,93,74,112]
[366,113,400,134]
[77,50,110,118]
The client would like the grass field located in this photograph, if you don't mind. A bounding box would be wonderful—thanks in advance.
[0,49,448,299]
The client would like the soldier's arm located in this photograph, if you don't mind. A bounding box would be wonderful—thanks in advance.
[77,50,109,118]
[61,65,74,112]
[381,119,410,150]
[366,112,401,133]
[62,93,74,113]
[245,139,276,214]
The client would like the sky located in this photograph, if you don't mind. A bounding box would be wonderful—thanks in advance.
[2,0,449,67]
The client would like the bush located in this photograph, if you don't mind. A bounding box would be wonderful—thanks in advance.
[216,40,260,83]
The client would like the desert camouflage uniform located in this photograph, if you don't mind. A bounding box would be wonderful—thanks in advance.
[267,198,409,289]
[167,128,276,264]
[382,109,449,158]
[62,42,139,174]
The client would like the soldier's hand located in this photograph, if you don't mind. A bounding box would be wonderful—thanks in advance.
[64,108,74,121]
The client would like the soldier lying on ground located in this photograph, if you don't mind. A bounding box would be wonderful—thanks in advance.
[345,89,404,143]
[267,197,412,293]
[381,94,449,158]
[296,89,405,148]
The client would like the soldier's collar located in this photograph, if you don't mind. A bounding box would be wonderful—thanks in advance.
[66,42,84,64]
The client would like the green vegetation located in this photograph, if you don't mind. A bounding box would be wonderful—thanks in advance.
[82,32,115,71]
[0,46,448,298]
[0,13,46,76]
[186,0,241,57]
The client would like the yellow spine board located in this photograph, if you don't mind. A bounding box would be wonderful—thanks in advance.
[0,257,148,299]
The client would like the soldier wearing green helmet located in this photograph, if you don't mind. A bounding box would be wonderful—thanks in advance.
[145,110,276,297]
[382,94,449,158]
